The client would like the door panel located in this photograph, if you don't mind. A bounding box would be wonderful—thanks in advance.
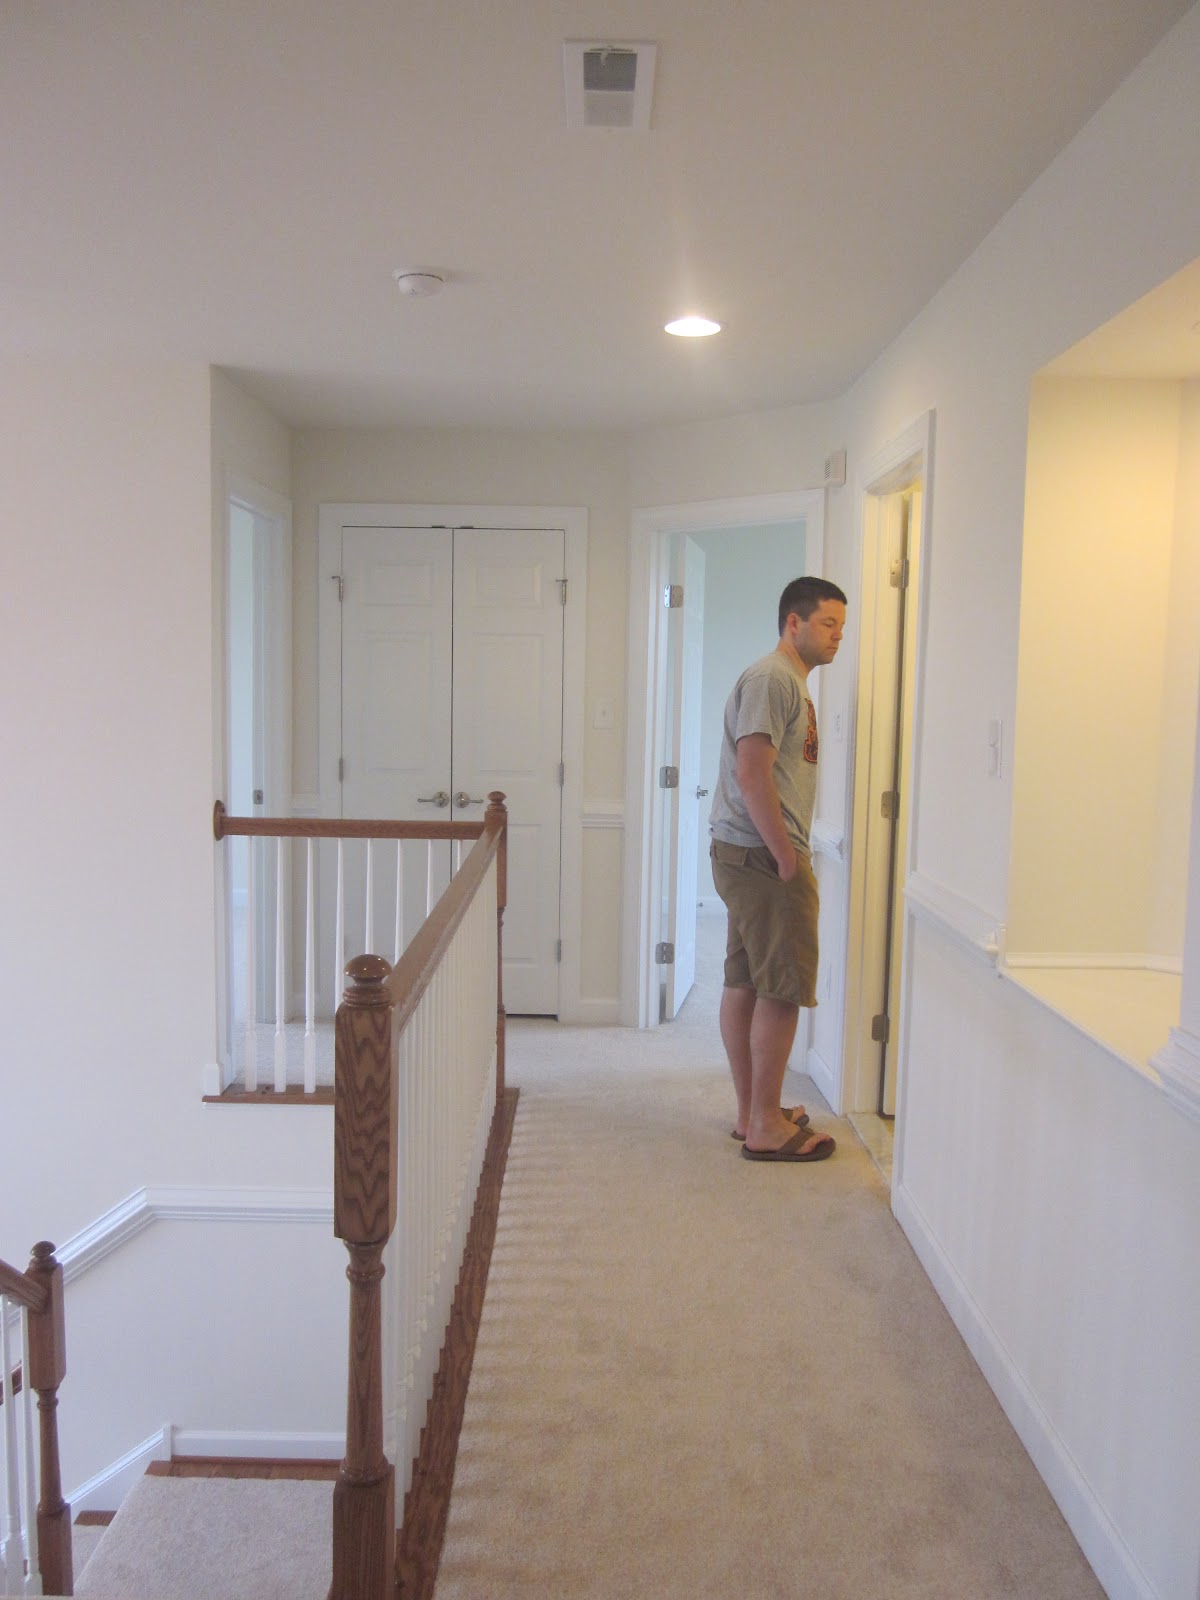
[340,527,454,965]
[336,523,565,1016]
[453,528,565,1014]
[664,537,706,1017]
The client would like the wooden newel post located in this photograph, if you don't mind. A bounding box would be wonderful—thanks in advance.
[26,1241,71,1598]
[329,955,397,1600]
[485,792,507,1101]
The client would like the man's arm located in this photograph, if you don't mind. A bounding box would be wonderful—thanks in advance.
[735,733,798,881]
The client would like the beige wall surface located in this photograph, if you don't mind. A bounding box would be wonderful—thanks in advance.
[290,426,629,804]
[1009,376,1182,956]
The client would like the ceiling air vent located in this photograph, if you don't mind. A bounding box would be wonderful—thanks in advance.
[563,41,658,130]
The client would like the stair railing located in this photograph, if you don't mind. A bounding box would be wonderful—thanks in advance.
[0,1245,71,1597]
[213,803,494,1096]
[328,793,507,1600]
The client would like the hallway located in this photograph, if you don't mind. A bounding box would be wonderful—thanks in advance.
[432,915,1103,1599]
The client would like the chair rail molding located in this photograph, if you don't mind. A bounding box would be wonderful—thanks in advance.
[57,1186,335,1284]
[904,871,1004,966]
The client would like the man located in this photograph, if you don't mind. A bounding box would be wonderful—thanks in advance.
[708,576,847,1162]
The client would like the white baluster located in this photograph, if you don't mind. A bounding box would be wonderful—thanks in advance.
[1,1301,23,1595]
[334,839,345,1010]
[19,1309,39,1596]
[274,836,287,1093]
[364,838,374,955]
[304,839,316,1095]
[242,835,257,1091]
[393,840,404,964]
[453,838,462,874]
[425,840,434,918]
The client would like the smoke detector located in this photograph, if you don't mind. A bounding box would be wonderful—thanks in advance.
[393,269,446,298]
[563,41,658,130]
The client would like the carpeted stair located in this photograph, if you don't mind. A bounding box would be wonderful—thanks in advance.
[69,1475,332,1599]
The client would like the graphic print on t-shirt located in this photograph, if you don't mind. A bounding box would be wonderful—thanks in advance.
[804,697,819,764]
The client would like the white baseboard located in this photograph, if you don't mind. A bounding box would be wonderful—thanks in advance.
[892,1181,1158,1600]
[68,1427,170,1514]
[170,1428,345,1462]
[805,1044,837,1110]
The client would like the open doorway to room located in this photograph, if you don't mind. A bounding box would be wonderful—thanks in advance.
[218,477,292,1080]
[843,416,933,1180]
[623,490,825,1030]
[1004,258,1200,1076]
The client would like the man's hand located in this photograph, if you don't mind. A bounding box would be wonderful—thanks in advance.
[735,733,797,878]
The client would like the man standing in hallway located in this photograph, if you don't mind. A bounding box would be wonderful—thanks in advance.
[709,576,846,1162]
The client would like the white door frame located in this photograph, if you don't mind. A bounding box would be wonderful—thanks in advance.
[622,489,826,1028]
[842,414,935,1158]
[317,502,590,1022]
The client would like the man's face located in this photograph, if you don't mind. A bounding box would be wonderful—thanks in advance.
[790,599,846,670]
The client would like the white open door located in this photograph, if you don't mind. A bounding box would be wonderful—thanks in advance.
[663,536,706,1018]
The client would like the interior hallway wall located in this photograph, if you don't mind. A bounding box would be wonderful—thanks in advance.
[822,9,1200,1595]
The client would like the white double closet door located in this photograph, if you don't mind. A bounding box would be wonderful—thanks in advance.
[339,524,565,1015]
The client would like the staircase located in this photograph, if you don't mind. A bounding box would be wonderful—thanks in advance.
[72,1461,337,1599]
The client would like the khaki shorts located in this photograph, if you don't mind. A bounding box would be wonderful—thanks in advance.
[710,840,819,1008]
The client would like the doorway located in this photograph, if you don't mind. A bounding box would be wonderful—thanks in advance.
[844,415,933,1169]
[220,476,292,1071]
[624,490,825,1029]
[318,503,589,1020]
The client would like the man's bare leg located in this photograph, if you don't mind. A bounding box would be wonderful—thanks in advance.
[720,987,818,1148]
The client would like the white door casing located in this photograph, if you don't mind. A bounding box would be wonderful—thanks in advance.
[663,537,706,1018]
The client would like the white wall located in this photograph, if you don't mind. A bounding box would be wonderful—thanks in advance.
[821,9,1200,1594]
[1,361,343,1495]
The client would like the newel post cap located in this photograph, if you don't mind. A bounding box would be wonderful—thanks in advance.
[343,953,392,1001]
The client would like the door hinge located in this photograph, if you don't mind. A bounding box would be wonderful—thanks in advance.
[557,761,565,787]
[889,558,910,590]
[659,765,679,789]
[880,788,898,820]
[556,938,562,963]
[664,583,683,609]
[655,941,675,964]
[331,574,344,602]
[557,578,568,605]
[871,1012,890,1043]
[338,756,345,783]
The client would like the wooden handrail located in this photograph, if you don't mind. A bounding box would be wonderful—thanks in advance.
[328,793,507,1600]
[213,802,490,843]
[0,1243,71,1595]
[0,1256,48,1315]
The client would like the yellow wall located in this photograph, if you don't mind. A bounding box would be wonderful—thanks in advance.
[1008,375,1191,957]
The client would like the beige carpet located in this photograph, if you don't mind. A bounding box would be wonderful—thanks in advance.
[435,914,1105,1599]
[73,1476,331,1598]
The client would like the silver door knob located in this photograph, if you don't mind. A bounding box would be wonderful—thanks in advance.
[454,791,486,808]
[417,790,450,807]
[696,787,709,798]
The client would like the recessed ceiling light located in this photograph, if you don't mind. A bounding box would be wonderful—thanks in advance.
[665,315,721,337]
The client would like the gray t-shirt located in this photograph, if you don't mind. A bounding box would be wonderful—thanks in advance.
[709,651,819,855]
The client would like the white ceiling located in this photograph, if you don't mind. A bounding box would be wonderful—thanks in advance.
[2,0,1193,431]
